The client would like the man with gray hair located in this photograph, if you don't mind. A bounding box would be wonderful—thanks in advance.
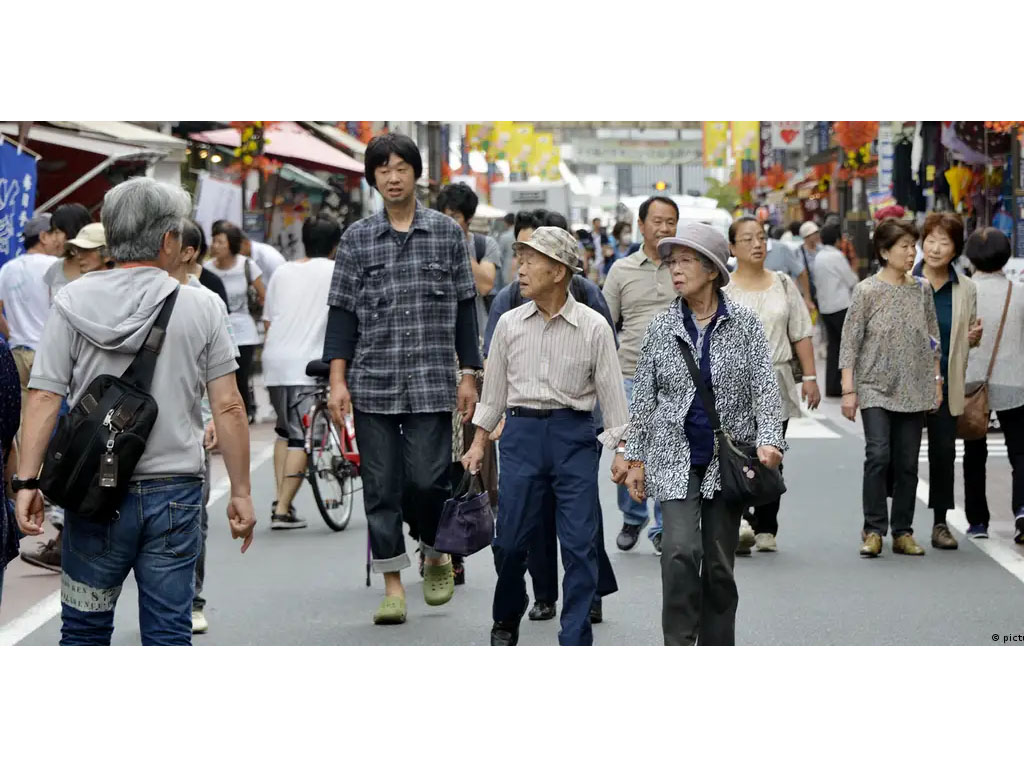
[14,176,256,645]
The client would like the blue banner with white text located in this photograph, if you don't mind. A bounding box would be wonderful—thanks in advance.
[0,140,39,270]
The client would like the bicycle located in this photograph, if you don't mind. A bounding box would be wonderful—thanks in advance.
[293,360,361,531]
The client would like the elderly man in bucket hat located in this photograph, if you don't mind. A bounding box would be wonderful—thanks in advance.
[462,227,631,646]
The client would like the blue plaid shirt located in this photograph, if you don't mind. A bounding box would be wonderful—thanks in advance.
[327,203,477,414]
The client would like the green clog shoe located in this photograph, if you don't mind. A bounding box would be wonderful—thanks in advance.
[423,561,455,606]
[373,595,407,625]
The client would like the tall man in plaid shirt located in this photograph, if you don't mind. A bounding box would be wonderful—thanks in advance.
[324,134,483,626]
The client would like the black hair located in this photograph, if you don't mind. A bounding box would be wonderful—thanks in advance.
[211,220,243,255]
[181,219,207,259]
[51,203,92,239]
[820,222,841,247]
[364,133,422,189]
[436,182,478,221]
[965,227,1012,273]
[612,221,631,240]
[302,215,342,258]
[728,215,760,244]
[769,225,785,241]
[24,233,41,251]
[872,218,918,265]
[514,208,569,239]
[638,195,680,222]
[788,221,802,237]
[503,213,515,226]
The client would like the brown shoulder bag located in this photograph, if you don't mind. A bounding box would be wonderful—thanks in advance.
[957,282,1012,440]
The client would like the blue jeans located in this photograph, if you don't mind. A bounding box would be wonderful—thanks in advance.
[60,476,203,646]
[619,377,662,538]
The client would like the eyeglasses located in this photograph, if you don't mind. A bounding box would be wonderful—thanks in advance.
[662,254,702,268]
[736,234,767,245]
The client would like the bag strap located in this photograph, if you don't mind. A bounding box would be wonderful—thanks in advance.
[121,287,179,390]
[244,257,253,286]
[984,282,1013,383]
[472,233,486,264]
[675,334,722,434]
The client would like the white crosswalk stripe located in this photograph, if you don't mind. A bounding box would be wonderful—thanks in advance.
[919,437,1008,463]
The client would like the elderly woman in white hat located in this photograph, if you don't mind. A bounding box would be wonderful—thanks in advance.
[622,222,785,645]
[43,222,109,303]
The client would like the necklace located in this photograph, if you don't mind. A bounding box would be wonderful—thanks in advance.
[694,304,718,322]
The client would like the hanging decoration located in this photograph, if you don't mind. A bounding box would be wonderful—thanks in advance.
[833,121,879,180]
[758,164,790,190]
[985,121,1024,145]
[226,121,282,180]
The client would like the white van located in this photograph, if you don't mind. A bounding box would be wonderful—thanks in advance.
[616,194,733,239]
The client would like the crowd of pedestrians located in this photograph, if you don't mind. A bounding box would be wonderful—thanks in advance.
[2,131,1022,646]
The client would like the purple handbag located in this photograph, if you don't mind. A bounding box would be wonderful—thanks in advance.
[434,472,495,557]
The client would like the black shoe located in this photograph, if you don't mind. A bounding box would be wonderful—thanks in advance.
[616,521,647,551]
[652,532,663,556]
[589,599,603,624]
[528,601,556,621]
[490,620,520,645]
[452,555,465,586]
[20,533,62,573]
[1015,514,1024,545]
[417,548,425,578]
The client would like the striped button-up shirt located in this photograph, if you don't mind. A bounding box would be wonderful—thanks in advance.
[472,292,630,450]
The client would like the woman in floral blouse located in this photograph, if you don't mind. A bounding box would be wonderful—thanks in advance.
[839,218,941,559]
[623,223,784,646]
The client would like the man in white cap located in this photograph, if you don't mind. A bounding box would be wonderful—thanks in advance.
[796,221,822,310]
[462,226,630,646]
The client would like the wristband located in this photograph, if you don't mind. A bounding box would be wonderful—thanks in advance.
[459,368,482,380]
[802,375,817,382]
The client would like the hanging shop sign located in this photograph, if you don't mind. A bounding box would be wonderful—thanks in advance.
[771,121,803,151]
[573,138,701,165]
[759,122,774,169]
[0,139,38,269]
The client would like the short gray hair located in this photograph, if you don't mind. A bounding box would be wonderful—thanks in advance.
[695,252,724,289]
[101,177,192,264]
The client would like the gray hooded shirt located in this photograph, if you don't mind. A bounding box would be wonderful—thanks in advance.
[30,266,238,479]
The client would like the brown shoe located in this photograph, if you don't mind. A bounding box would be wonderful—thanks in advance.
[892,533,925,556]
[931,523,959,550]
[860,532,882,558]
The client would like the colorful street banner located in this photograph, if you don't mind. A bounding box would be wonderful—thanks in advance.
[731,121,760,167]
[0,139,38,269]
[759,122,774,170]
[703,121,729,168]
[530,132,557,179]
[466,124,487,152]
[488,121,516,162]
[771,121,804,151]
[505,124,534,175]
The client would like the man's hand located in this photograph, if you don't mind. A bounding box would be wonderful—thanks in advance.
[611,453,629,484]
[757,445,783,470]
[203,421,218,451]
[328,381,352,430]
[15,489,44,536]
[805,298,818,317]
[457,374,478,424]
[227,495,256,553]
[802,380,821,410]
[488,414,505,441]
[626,464,646,503]
[932,380,944,413]
[841,392,859,422]
[968,317,983,348]
[461,442,485,475]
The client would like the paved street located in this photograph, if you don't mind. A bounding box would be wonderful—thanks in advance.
[5,392,1022,646]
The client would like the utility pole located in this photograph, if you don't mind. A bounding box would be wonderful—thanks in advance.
[427,121,442,207]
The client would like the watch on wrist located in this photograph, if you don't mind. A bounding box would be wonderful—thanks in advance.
[459,368,482,381]
[615,446,627,455]
[802,375,817,382]
[11,475,39,492]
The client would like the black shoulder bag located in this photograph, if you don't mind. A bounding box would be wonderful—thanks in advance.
[39,288,180,522]
[472,233,495,313]
[676,335,786,508]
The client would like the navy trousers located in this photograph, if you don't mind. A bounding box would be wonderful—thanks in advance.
[493,410,600,646]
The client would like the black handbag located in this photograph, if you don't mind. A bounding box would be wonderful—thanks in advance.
[434,471,495,557]
[39,288,179,522]
[243,257,262,317]
[676,336,786,508]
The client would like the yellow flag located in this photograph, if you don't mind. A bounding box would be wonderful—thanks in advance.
[530,132,554,177]
[488,121,516,162]
[731,121,759,163]
[505,124,534,174]
[703,121,729,168]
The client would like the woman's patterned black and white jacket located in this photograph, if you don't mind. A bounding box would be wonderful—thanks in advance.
[623,293,786,502]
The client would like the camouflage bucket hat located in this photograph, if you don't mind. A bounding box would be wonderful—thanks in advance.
[513,226,582,274]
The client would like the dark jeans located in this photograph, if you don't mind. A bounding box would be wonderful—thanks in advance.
[236,345,256,418]
[60,476,203,645]
[749,420,789,536]
[527,483,618,604]
[354,409,452,573]
[861,408,924,537]
[493,410,599,646]
[925,400,957,517]
[193,455,211,611]
[963,404,1024,526]
[661,467,743,646]
[821,309,847,398]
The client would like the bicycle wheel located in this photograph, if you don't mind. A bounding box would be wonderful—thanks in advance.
[307,404,356,531]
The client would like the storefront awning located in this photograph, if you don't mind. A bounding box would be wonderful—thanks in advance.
[47,122,187,162]
[189,122,364,174]
[303,123,367,159]
[0,122,165,163]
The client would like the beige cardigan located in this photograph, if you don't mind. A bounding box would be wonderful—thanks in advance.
[945,274,977,416]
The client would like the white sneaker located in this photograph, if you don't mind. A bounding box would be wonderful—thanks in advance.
[737,519,755,555]
[191,609,208,634]
[755,533,777,552]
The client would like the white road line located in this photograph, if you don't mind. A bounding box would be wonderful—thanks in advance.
[0,442,276,647]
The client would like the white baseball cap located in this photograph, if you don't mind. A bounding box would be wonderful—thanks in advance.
[799,222,820,239]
